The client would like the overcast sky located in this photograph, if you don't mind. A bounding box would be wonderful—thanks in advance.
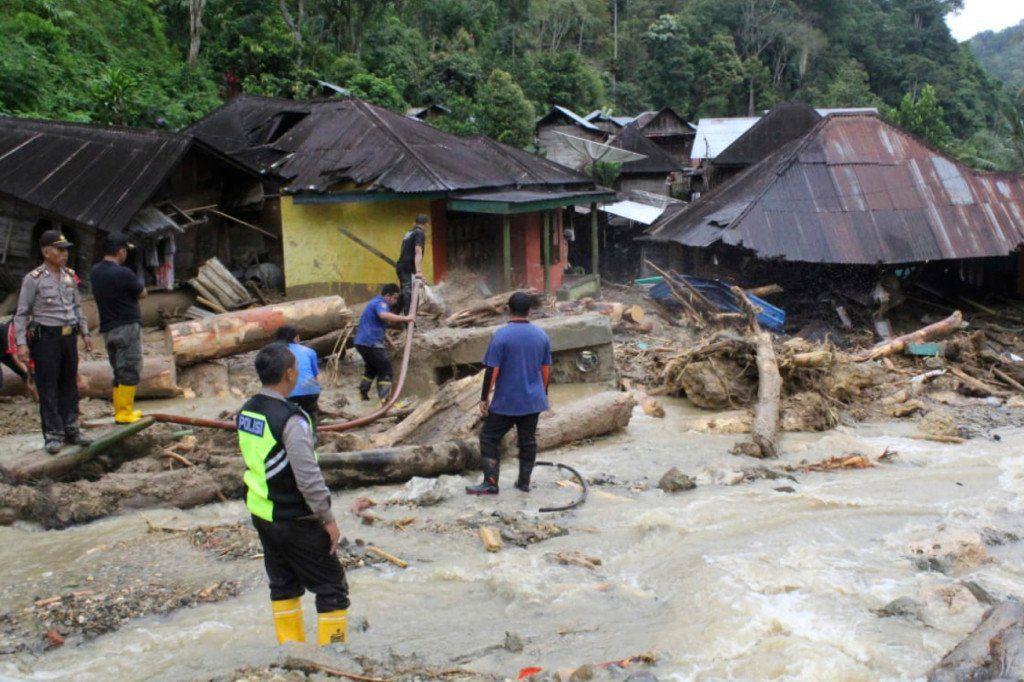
[946,0,1024,41]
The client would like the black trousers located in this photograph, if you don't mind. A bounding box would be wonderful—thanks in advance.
[0,353,27,386]
[29,327,80,439]
[252,515,349,613]
[479,411,540,482]
[291,394,319,420]
[396,268,413,315]
[356,345,393,401]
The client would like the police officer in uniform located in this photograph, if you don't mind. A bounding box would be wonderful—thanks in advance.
[237,342,349,646]
[15,230,93,453]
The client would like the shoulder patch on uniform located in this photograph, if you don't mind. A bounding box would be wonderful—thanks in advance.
[237,413,266,437]
[28,267,43,278]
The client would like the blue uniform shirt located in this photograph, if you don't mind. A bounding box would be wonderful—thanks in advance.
[288,342,321,397]
[355,295,390,347]
[482,321,552,416]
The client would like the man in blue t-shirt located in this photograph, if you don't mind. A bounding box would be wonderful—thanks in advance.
[466,292,552,496]
[354,284,413,404]
[275,325,321,417]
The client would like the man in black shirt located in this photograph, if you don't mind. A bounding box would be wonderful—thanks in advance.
[89,232,146,423]
[395,214,427,315]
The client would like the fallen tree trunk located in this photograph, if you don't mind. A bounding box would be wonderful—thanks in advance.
[372,372,482,448]
[0,467,231,529]
[0,356,178,399]
[733,330,781,458]
[165,296,350,365]
[858,311,964,361]
[320,391,636,485]
[81,290,197,330]
[928,599,1024,682]
[0,417,156,483]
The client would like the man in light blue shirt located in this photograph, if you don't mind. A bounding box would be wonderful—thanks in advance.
[276,326,321,417]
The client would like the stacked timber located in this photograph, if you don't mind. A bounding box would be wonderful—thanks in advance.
[445,289,546,327]
[188,258,253,313]
[165,296,351,365]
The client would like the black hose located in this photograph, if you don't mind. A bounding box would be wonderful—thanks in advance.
[534,460,588,513]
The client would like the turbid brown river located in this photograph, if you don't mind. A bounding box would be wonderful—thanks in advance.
[1,387,1023,680]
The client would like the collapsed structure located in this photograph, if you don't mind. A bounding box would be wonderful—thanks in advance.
[0,117,264,292]
[643,111,1024,298]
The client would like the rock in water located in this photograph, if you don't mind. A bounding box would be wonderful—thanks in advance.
[657,468,696,493]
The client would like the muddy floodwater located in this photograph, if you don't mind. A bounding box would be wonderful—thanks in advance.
[2,386,1024,680]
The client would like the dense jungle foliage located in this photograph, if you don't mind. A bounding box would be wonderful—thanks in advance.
[1,0,1022,169]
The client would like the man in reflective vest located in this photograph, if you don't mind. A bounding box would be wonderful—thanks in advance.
[237,342,349,646]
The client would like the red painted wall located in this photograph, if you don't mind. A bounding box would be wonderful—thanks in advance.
[511,211,564,292]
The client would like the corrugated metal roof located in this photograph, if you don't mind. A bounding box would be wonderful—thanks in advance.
[636,108,696,136]
[608,123,684,175]
[0,116,192,231]
[691,116,761,160]
[191,96,592,195]
[645,113,1024,264]
[601,200,665,224]
[816,107,879,116]
[536,105,603,132]
[714,103,822,168]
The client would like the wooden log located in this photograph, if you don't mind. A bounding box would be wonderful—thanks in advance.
[165,296,350,366]
[0,356,178,400]
[784,349,834,368]
[0,417,156,483]
[928,599,1024,682]
[746,284,783,298]
[365,546,408,568]
[320,391,636,484]
[0,464,224,529]
[858,311,964,361]
[624,304,646,324]
[81,290,197,330]
[479,527,503,552]
[304,326,353,358]
[372,372,481,448]
[203,257,252,303]
[949,366,1011,398]
[993,367,1024,393]
[735,331,782,458]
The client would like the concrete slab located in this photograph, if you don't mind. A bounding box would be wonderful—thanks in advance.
[403,314,616,396]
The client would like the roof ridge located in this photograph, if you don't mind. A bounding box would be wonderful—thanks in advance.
[0,114,187,141]
[723,115,833,239]
[353,100,455,191]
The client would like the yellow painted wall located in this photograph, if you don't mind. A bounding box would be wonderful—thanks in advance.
[280,195,433,303]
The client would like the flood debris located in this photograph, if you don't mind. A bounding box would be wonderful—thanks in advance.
[545,551,602,570]
[928,599,1024,682]
[656,468,696,493]
[24,580,239,647]
[436,511,568,548]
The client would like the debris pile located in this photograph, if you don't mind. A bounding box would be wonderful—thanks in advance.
[434,511,568,548]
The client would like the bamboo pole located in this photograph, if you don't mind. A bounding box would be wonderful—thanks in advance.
[502,215,512,291]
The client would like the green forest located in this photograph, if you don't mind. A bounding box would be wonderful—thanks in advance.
[2,0,1023,169]
[970,19,1024,91]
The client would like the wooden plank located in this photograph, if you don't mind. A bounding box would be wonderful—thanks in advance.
[337,226,397,268]
[542,211,551,295]
[590,201,599,279]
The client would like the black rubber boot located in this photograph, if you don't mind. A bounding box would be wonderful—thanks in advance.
[515,460,534,493]
[65,429,92,446]
[358,379,372,401]
[45,438,63,454]
[466,458,500,495]
[377,381,392,405]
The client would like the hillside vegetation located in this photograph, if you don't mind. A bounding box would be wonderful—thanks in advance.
[0,0,1021,169]
[970,19,1024,92]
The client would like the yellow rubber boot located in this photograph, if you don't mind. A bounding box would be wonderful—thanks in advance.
[114,385,143,424]
[111,384,125,422]
[317,609,348,645]
[271,598,305,644]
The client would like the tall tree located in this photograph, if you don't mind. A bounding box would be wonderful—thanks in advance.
[187,0,206,69]
[887,84,953,149]
[475,69,535,147]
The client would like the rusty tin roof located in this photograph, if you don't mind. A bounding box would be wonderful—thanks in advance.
[645,113,1024,264]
